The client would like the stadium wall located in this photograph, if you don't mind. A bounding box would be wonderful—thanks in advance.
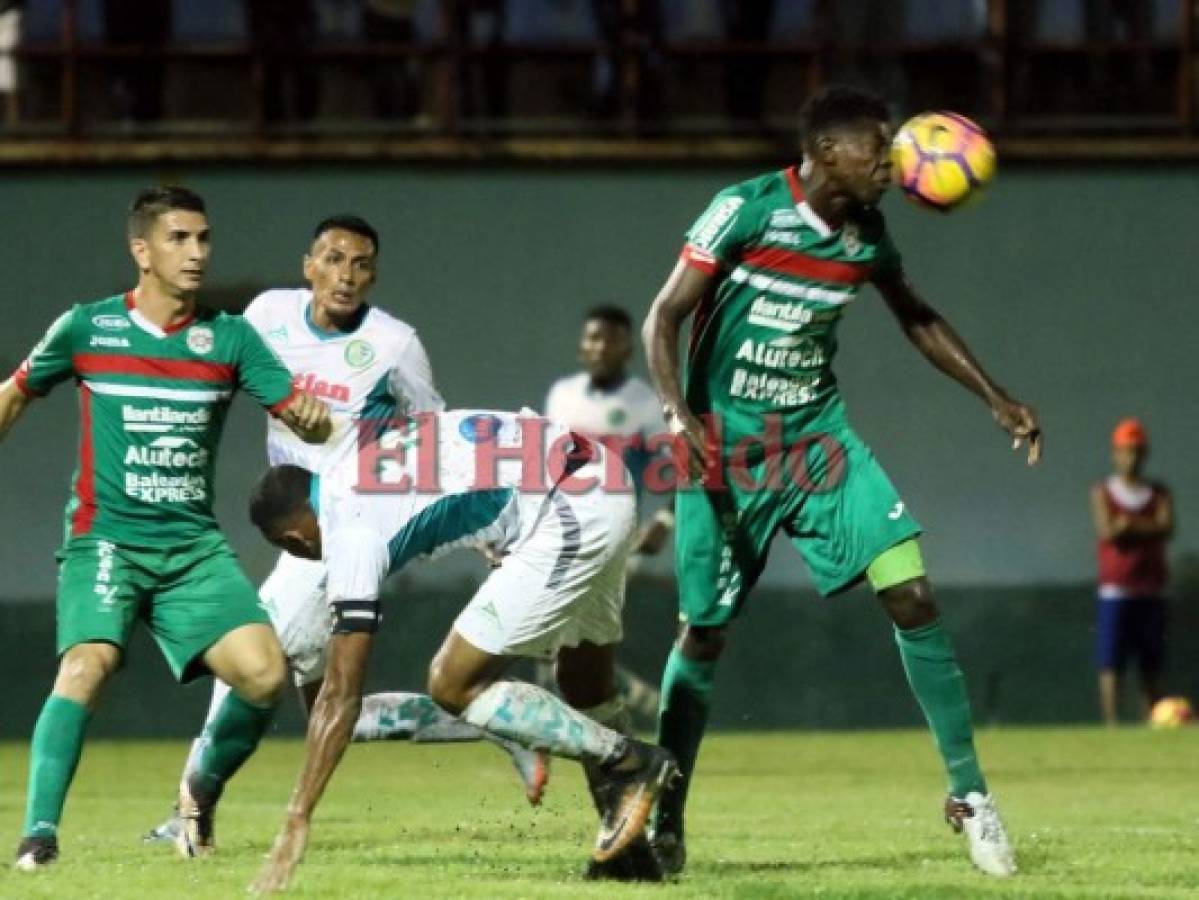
[0,164,1195,731]
[2,579,1197,738]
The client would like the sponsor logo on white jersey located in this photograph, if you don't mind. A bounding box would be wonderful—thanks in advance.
[293,372,351,403]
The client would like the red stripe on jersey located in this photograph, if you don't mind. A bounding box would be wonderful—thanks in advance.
[11,361,43,398]
[784,166,805,204]
[125,290,196,335]
[270,387,301,418]
[73,353,234,383]
[680,245,721,275]
[740,245,871,285]
[70,386,97,537]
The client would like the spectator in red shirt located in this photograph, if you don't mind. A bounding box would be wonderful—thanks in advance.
[1090,418,1174,725]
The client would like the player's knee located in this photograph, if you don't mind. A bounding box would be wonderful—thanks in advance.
[55,643,120,703]
[680,625,726,662]
[233,651,288,705]
[878,577,939,630]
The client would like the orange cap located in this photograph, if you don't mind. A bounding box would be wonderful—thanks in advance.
[1112,418,1148,449]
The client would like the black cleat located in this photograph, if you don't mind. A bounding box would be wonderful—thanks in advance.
[649,829,686,875]
[15,835,59,871]
[583,834,664,881]
[592,740,680,863]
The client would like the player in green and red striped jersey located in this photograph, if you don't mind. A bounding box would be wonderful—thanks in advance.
[642,86,1041,878]
[0,186,331,870]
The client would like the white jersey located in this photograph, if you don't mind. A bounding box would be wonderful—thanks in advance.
[244,288,445,477]
[544,372,663,494]
[316,409,610,604]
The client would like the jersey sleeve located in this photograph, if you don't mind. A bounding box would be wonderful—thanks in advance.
[681,187,758,274]
[13,307,79,397]
[240,291,273,332]
[389,332,445,415]
[232,317,298,415]
[543,378,567,420]
[325,525,390,634]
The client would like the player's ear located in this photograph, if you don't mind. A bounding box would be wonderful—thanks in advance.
[301,253,316,282]
[129,236,151,272]
[816,134,838,168]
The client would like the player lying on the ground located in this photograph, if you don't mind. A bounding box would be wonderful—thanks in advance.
[642,86,1039,878]
[2,186,332,872]
[244,410,679,893]
[143,214,543,853]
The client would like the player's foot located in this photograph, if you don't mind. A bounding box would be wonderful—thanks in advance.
[583,834,663,881]
[14,836,58,871]
[592,740,679,863]
[509,746,550,806]
[945,792,1017,877]
[142,805,182,844]
[176,775,217,858]
[649,828,686,876]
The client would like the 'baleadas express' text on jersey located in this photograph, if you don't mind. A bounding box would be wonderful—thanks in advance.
[680,166,902,442]
[13,293,297,546]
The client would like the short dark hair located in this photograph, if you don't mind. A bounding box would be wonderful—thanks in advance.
[314,214,380,255]
[128,186,207,239]
[249,464,313,534]
[584,305,633,331]
[799,85,890,150]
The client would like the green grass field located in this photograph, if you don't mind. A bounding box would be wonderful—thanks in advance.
[0,728,1195,898]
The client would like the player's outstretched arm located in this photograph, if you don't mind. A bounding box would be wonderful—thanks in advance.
[874,270,1042,466]
[643,259,718,477]
[251,630,373,895]
[278,391,333,445]
[0,377,35,443]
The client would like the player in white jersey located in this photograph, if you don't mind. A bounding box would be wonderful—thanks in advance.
[543,306,674,730]
[246,410,679,893]
[148,216,545,853]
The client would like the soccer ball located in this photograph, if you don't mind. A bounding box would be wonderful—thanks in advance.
[891,112,996,211]
[1149,696,1195,729]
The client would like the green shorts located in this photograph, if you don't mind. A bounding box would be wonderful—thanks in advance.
[56,531,270,682]
[675,415,921,626]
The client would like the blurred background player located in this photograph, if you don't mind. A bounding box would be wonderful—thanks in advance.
[1090,418,1174,726]
[543,304,672,722]
[145,214,546,848]
[2,186,331,870]
[642,85,1039,878]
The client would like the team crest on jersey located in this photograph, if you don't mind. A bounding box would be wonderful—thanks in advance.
[841,223,862,257]
[266,325,288,343]
[459,414,503,444]
[344,339,375,369]
[187,325,215,355]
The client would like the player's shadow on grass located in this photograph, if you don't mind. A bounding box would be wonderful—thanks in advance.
[702,849,960,875]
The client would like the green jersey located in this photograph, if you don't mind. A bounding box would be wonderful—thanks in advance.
[14,292,297,546]
[680,166,902,440]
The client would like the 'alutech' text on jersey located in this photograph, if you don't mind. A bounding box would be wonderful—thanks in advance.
[13,293,297,546]
[681,166,902,438]
[243,288,444,478]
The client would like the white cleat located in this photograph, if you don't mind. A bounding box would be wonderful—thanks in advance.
[946,791,1017,877]
[509,746,551,806]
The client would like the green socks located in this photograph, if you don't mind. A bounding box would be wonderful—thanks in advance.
[23,695,91,838]
[654,645,717,838]
[894,619,987,797]
[190,691,276,802]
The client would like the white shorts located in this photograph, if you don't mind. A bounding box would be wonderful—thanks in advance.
[258,551,331,686]
[453,483,636,661]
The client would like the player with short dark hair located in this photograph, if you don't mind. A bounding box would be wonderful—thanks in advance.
[246,411,679,892]
[1090,418,1173,725]
[642,85,1040,877]
[312,213,380,255]
[2,186,332,871]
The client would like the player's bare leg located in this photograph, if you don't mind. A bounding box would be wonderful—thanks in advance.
[1098,668,1120,726]
[16,642,121,870]
[879,573,1016,877]
[429,629,678,862]
[174,623,286,858]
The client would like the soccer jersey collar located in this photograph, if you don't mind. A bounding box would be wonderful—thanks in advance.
[124,290,197,338]
[304,296,369,341]
[784,166,834,239]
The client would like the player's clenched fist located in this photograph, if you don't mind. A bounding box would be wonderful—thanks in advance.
[281,391,332,444]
